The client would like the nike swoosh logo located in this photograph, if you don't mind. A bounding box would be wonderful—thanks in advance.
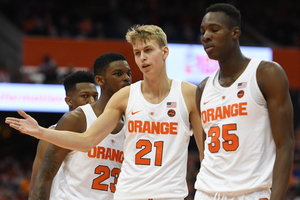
[131,110,141,115]
[204,99,213,105]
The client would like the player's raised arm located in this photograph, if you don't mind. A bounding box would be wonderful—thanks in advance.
[6,86,129,152]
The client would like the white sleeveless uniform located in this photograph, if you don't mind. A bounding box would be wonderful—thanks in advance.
[114,80,192,199]
[194,59,276,197]
[50,104,125,200]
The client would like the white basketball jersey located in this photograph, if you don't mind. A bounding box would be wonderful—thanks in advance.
[50,104,125,200]
[114,79,192,199]
[195,59,276,196]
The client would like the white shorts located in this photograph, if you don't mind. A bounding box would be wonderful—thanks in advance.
[194,190,271,200]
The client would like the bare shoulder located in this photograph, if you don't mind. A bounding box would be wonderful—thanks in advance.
[181,81,197,95]
[195,77,209,113]
[59,107,85,122]
[56,107,86,132]
[196,77,209,95]
[257,60,286,76]
[257,60,289,98]
[257,61,289,85]
[181,81,198,112]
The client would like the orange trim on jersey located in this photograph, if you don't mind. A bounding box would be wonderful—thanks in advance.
[202,102,248,124]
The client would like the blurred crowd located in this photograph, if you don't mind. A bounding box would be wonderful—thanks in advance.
[0,0,299,46]
[288,126,300,200]
[0,156,31,200]
[0,54,76,84]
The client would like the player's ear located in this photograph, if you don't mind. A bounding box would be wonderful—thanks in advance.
[95,75,105,86]
[232,27,241,40]
[162,46,169,60]
[65,96,72,107]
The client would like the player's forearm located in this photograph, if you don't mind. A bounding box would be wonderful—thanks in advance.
[29,162,40,199]
[32,161,54,199]
[39,127,95,152]
[38,110,120,152]
[270,144,294,200]
[32,177,52,200]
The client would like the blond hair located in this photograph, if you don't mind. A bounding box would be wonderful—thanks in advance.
[125,24,167,48]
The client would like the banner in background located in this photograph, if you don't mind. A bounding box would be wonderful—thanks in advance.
[0,44,273,113]
[0,83,100,113]
[166,44,273,85]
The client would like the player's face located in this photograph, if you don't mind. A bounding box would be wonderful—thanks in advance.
[132,39,168,75]
[200,11,235,61]
[104,60,132,96]
[69,82,98,110]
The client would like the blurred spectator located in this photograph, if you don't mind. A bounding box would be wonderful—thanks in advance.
[57,63,74,84]
[92,21,106,39]
[0,156,31,200]
[285,125,300,200]
[8,68,22,83]
[294,126,300,181]
[292,33,300,47]
[77,17,94,39]
[39,54,58,84]
[0,66,10,82]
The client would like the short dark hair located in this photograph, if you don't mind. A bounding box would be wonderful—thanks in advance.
[63,70,95,95]
[93,52,127,76]
[206,3,241,28]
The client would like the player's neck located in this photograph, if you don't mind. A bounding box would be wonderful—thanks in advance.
[218,55,250,87]
[91,95,110,117]
[218,53,249,77]
[141,75,172,104]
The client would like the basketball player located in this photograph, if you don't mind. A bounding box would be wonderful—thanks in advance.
[29,70,98,199]
[194,3,294,200]
[6,25,203,199]
[31,52,131,199]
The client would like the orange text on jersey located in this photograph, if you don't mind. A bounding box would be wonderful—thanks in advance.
[202,102,247,124]
[128,120,178,135]
[88,146,124,164]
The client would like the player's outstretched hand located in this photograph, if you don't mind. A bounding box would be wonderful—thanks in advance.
[5,109,42,139]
